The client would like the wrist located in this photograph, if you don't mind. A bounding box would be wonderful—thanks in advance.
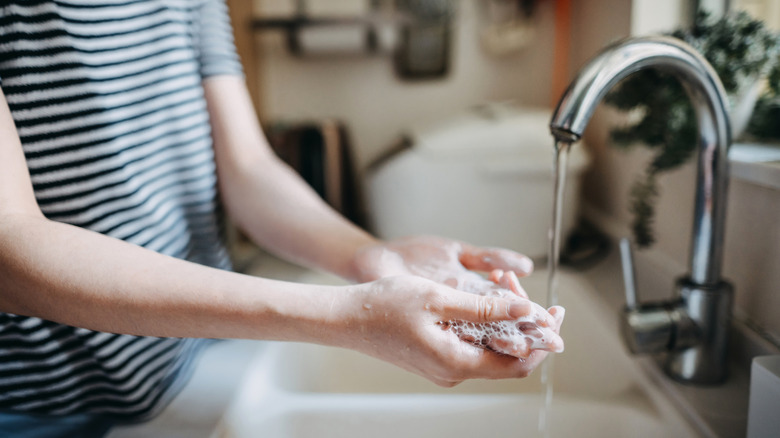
[344,236,388,283]
[255,280,364,348]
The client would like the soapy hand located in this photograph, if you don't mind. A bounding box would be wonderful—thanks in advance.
[341,275,564,387]
[351,236,564,361]
[352,235,534,298]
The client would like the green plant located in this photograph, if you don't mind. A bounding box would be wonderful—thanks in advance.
[604,11,780,247]
[746,65,780,140]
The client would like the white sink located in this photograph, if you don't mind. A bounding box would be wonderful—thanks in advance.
[219,269,700,438]
[227,395,677,438]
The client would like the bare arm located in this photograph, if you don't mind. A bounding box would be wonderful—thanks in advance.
[0,87,349,341]
[203,76,376,281]
[203,76,540,289]
[203,77,539,285]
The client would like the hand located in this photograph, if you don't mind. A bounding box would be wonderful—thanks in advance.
[335,276,563,387]
[352,236,534,298]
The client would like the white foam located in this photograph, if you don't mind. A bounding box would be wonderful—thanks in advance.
[443,287,565,359]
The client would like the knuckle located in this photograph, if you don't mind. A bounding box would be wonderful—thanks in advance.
[423,288,442,303]
[475,298,487,320]
[422,291,445,313]
[477,297,498,321]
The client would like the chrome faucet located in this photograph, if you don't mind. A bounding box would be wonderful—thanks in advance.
[549,36,733,384]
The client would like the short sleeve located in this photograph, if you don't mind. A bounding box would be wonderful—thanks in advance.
[193,0,244,79]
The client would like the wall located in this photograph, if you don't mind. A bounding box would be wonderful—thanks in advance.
[254,0,557,171]
[569,0,780,345]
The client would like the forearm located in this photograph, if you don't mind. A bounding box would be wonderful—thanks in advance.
[0,213,351,343]
[204,76,377,281]
[223,152,376,280]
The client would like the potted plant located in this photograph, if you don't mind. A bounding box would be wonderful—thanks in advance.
[605,11,780,247]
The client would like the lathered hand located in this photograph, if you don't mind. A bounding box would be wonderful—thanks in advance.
[339,276,563,387]
[352,235,534,298]
[350,236,564,364]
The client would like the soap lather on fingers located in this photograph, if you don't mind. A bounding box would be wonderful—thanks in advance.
[442,269,565,359]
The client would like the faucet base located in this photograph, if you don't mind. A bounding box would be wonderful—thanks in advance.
[664,278,734,384]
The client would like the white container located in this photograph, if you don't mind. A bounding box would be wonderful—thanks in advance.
[366,104,589,259]
[747,355,780,438]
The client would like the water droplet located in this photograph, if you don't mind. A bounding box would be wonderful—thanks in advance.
[424,303,431,311]
[363,303,372,310]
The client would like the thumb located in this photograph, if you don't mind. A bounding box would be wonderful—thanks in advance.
[440,292,532,323]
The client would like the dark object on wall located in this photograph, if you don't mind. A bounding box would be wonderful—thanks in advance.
[251,0,401,58]
[394,0,454,80]
[267,121,366,228]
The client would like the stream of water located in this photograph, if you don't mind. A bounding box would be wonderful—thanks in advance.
[538,140,572,438]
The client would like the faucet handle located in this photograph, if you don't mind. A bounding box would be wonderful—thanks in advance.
[618,237,675,354]
[619,238,638,310]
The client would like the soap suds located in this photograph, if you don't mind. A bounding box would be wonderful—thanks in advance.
[442,287,564,359]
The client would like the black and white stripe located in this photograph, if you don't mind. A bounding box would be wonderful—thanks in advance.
[0,0,242,420]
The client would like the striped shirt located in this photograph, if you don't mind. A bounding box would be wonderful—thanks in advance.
[0,0,243,420]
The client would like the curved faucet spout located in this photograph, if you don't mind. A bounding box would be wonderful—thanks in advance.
[550,36,731,287]
[551,36,735,384]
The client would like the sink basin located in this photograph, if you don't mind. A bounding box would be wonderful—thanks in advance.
[220,269,700,438]
[229,395,672,438]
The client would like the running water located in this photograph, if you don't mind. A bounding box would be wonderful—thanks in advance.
[538,140,572,438]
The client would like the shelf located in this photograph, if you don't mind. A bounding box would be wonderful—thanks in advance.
[729,142,780,190]
[251,13,408,31]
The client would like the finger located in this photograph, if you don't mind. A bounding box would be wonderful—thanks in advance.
[437,334,548,380]
[459,244,534,277]
[497,270,528,298]
[440,292,532,323]
[548,306,566,332]
[487,337,531,359]
[535,328,565,353]
[448,272,505,295]
[486,270,528,299]
[445,317,563,357]
[517,349,551,375]
[488,269,503,284]
[495,322,564,356]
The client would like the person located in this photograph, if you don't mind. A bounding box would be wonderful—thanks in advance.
[0,1,564,436]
